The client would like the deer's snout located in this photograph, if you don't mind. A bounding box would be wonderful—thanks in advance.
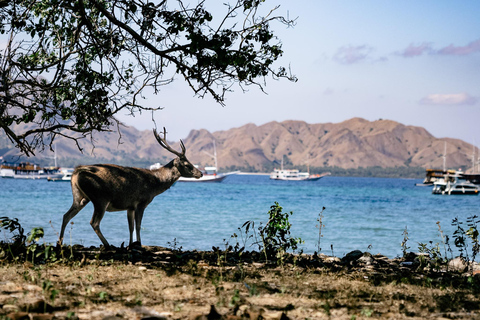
[194,169,203,179]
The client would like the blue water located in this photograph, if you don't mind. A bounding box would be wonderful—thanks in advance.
[1,175,479,258]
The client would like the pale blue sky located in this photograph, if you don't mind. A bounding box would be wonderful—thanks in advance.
[121,1,480,146]
[4,1,475,146]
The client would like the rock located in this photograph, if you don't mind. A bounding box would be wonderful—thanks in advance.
[26,299,53,313]
[324,256,341,264]
[358,253,374,265]
[3,304,20,313]
[6,312,30,320]
[448,257,468,273]
[31,314,54,320]
[194,305,223,320]
[342,250,363,263]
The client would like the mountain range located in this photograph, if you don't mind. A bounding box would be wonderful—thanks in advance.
[0,117,476,172]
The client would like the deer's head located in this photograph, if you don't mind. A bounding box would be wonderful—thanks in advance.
[153,128,203,179]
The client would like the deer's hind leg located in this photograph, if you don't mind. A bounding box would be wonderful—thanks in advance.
[90,202,110,248]
[127,209,135,246]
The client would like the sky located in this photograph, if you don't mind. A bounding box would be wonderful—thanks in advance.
[118,0,480,146]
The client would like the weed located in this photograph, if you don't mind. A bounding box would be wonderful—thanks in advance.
[244,282,257,296]
[229,289,241,307]
[452,217,470,264]
[466,215,480,263]
[437,221,452,260]
[401,226,410,258]
[239,202,303,263]
[167,238,182,251]
[361,308,373,317]
[321,301,331,316]
[42,280,59,308]
[98,291,108,301]
[418,241,444,270]
[315,206,326,253]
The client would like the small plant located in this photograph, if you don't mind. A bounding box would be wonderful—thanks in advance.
[315,207,326,253]
[466,215,480,263]
[401,226,410,258]
[241,202,303,262]
[417,241,444,270]
[452,217,470,263]
[0,216,26,244]
[42,280,59,307]
[167,238,182,251]
[98,291,108,301]
[361,308,373,317]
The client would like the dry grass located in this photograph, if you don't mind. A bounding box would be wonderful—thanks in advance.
[0,245,479,319]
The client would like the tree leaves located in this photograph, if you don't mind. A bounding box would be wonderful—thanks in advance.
[1,0,296,155]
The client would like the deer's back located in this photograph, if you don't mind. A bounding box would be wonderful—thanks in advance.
[72,164,162,208]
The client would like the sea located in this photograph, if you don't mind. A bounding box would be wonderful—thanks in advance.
[1,174,479,259]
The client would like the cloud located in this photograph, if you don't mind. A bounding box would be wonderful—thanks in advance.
[437,39,480,56]
[398,39,480,58]
[323,88,334,95]
[397,42,433,57]
[333,45,374,65]
[419,93,478,106]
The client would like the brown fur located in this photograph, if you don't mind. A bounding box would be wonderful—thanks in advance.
[58,130,202,248]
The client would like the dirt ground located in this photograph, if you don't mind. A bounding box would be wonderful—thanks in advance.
[0,244,480,320]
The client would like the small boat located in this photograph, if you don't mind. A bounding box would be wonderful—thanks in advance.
[269,168,330,181]
[269,158,330,181]
[178,166,238,183]
[48,169,74,182]
[0,162,61,179]
[432,173,479,195]
[416,168,458,186]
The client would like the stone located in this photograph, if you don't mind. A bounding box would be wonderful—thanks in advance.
[448,257,468,273]
[342,250,363,263]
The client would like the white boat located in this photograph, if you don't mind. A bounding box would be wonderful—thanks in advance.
[48,168,74,182]
[178,166,238,183]
[432,173,479,195]
[270,157,330,181]
[269,168,329,181]
[0,162,61,179]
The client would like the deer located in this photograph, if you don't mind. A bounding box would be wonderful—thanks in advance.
[58,128,203,249]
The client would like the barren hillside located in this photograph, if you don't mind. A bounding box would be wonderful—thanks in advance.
[0,118,476,171]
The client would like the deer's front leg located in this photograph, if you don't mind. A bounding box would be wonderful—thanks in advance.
[58,198,89,246]
[134,207,146,246]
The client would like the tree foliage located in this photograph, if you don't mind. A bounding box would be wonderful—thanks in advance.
[0,0,296,155]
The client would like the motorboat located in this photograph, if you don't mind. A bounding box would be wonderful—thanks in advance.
[269,157,330,181]
[0,162,61,179]
[48,168,74,182]
[269,168,330,181]
[432,173,479,195]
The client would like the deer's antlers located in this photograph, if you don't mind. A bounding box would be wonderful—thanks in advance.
[153,128,186,158]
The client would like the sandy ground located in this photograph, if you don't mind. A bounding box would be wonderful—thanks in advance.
[0,245,479,319]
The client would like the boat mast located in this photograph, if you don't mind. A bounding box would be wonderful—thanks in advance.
[472,140,476,174]
[202,140,218,170]
[443,141,447,172]
[213,140,218,169]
